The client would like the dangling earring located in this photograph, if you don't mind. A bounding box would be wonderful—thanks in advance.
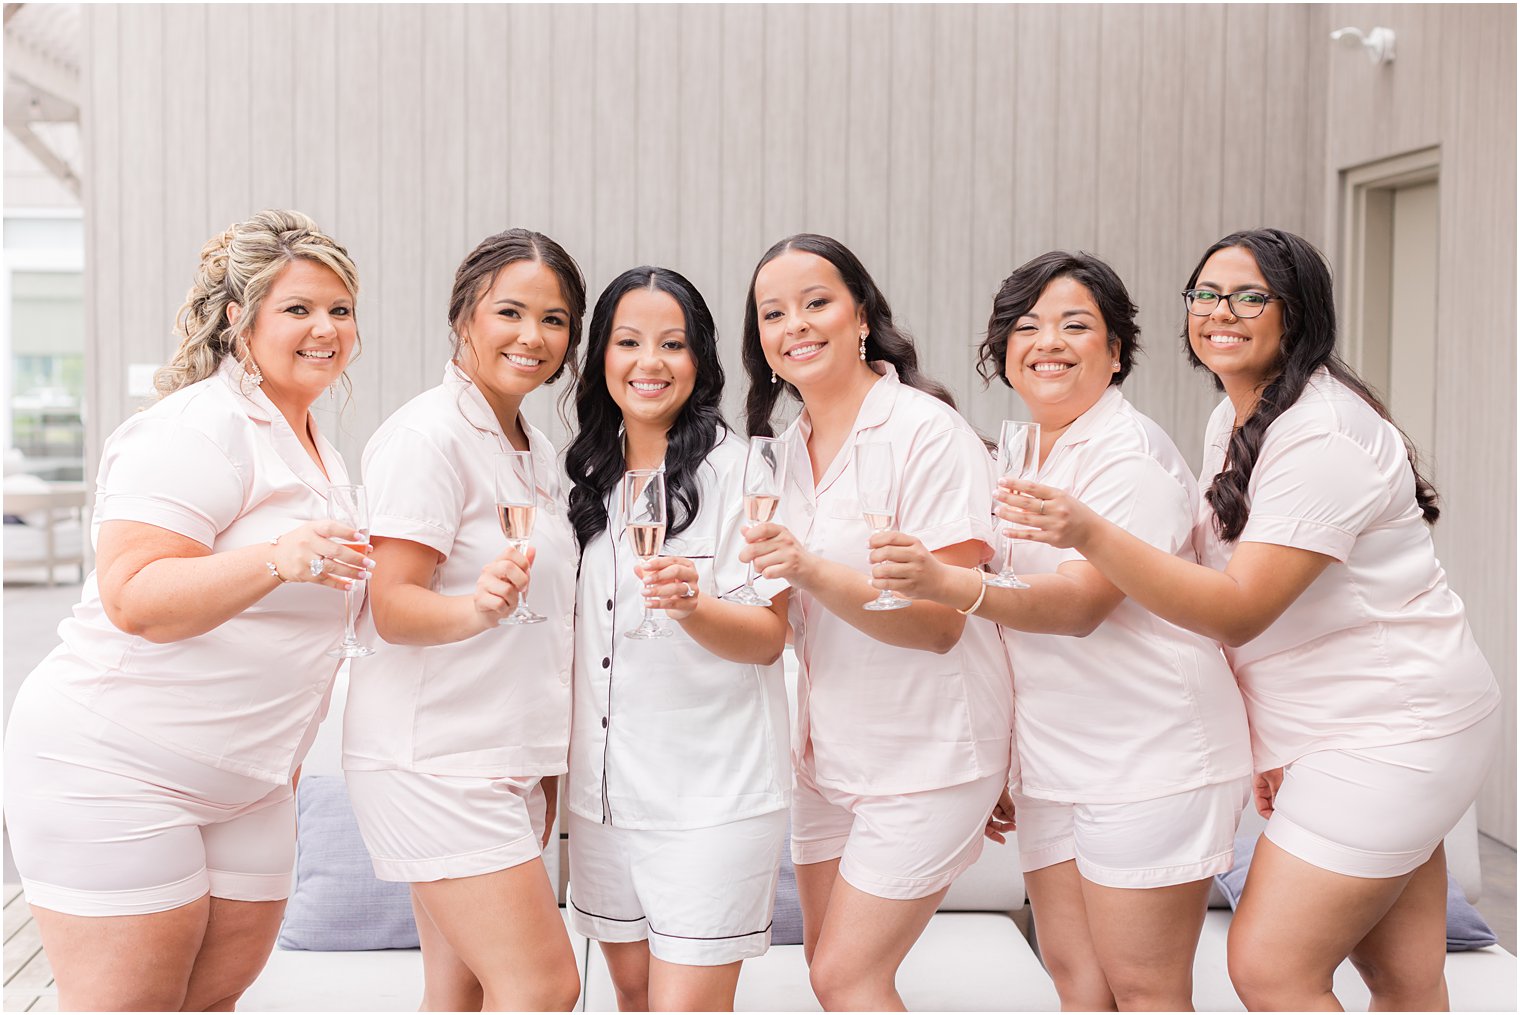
[771,370,779,384]
[859,331,868,361]
[238,342,263,387]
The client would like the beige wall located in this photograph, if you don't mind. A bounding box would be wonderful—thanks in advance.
[1319,3,1517,844]
[82,4,1513,838]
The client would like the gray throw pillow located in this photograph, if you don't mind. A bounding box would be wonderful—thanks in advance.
[1213,829,1498,952]
[277,775,420,951]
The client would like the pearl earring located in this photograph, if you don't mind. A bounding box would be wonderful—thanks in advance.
[771,371,779,384]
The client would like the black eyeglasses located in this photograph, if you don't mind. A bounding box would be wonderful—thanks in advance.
[1181,289,1276,319]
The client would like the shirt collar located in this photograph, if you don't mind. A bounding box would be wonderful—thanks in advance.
[791,362,901,496]
[215,356,347,491]
[443,360,559,504]
[1043,385,1126,465]
[216,355,278,422]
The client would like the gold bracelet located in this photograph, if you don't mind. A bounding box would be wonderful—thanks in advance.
[266,535,290,583]
[956,568,988,615]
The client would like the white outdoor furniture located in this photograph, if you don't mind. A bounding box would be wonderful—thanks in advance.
[2,479,87,586]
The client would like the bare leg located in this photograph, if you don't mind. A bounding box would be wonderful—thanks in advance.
[600,939,652,1012]
[1348,845,1451,1012]
[412,890,484,1011]
[411,858,581,1011]
[1080,876,1212,1011]
[794,857,841,967]
[648,956,743,1012]
[31,897,210,1011]
[178,897,287,1011]
[805,876,946,1012]
[1024,862,1116,1011]
[1228,835,1416,1011]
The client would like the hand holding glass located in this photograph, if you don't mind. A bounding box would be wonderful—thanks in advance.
[723,436,788,607]
[986,420,1041,589]
[326,484,375,658]
[495,451,547,625]
[854,442,911,612]
[623,469,672,639]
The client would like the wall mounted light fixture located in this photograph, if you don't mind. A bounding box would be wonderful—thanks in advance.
[1330,26,1396,65]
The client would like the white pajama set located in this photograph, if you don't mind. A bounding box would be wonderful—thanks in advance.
[3,359,350,916]
[781,365,1015,901]
[1004,387,1253,889]
[342,363,575,882]
[1197,370,1501,879]
[567,429,791,967]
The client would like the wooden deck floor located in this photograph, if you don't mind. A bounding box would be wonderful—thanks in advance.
[2,886,55,1012]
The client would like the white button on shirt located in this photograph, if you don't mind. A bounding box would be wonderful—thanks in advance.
[40,358,350,784]
[342,362,575,777]
[781,364,1014,796]
[1005,387,1252,803]
[1196,370,1500,771]
[568,429,791,830]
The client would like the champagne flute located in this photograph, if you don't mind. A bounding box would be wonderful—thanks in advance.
[985,420,1041,589]
[495,451,547,625]
[723,436,788,607]
[854,441,911,612]
[326,484,375,658]
[623,468,672,640]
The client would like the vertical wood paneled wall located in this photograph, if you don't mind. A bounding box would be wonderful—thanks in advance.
[83,4,1512,838]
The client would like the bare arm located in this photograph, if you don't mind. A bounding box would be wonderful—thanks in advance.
[96,519,370,644]
[1003,478,1334,647]
[639,556,790,665]
[867,529,1125,638]
[741,521,979,654]
[368,535,531,646]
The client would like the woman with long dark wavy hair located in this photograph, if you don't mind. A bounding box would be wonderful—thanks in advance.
[564,267,790,1011]
[1007,228,1499,1011]
[739,234,1013,1011]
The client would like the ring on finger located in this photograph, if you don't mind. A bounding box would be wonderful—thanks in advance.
[1037,498,1046,514]
[680,581,696,599]
[309,556,327,577]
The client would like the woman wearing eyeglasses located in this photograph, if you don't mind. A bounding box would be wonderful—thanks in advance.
[1007,228,1499,1011]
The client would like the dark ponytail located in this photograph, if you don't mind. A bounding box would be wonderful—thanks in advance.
[1185,228,1439,542]
[741,233,955,438]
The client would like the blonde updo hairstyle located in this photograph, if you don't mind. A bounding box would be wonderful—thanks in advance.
[154,209,360,397]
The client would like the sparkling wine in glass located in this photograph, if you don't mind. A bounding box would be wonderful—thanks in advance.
[854,441,911,612]
[623,468,672,640]
[723,436,788,607]
[326,484,375,658]
[495,451,547,625]
[986,420,1041,589]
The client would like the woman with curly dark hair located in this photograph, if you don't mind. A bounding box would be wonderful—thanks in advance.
[875,250,1252,1010]
[1007,229,1499,1011]
[564,266,790,1011]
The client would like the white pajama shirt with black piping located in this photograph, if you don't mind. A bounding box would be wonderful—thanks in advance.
[566,428,791,966]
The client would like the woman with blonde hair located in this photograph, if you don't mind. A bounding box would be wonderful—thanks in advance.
[3,209,371,1011]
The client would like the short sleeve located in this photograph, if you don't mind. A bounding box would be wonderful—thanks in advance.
[97,418,245,547]
[1239,430,1391,561]
[1065,452,1193,564]
[898,426,997,560]
[362,426,463,559]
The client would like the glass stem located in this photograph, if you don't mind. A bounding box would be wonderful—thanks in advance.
[342,585,357,645]
[514,541,530,612]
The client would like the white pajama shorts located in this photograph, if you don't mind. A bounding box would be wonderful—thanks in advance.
[791,766,1006,901]
[567,809,786,966]
[3,680,295,917]
[1265,708,1501,879]
[1014,777,1251,889]
[344,768,548,883]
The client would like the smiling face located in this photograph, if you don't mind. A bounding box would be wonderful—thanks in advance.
[1187,245,1285,395]
[753,250,870,393]
[240,258,357,410]
[456,257,572,415]
[1002,275,1117,426]
[604,286,697,434]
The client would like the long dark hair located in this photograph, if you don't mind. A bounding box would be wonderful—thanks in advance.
[741,233,956,437]
[1185,228,1439,541]
[566,266,727,551]
[977,250,1140,387]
